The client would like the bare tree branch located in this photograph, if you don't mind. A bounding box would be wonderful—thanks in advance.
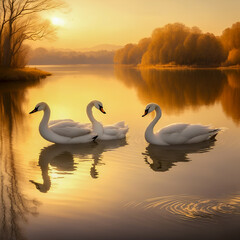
[0,0,65,67]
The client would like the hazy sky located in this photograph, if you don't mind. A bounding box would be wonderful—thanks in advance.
[32,0,240,50]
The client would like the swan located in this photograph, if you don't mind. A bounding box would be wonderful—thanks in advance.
[87,100,128,140]
[142,103,220,145]
[29,102,98,144]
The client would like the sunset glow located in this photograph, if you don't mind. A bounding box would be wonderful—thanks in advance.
[30,0,240,50]
[51,17,65,26]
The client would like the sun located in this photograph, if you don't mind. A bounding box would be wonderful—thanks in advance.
[51,17,65,26]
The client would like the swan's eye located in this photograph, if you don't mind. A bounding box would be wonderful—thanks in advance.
[34,106,40,111]
[142,107,150,117]
[29,105,40,114]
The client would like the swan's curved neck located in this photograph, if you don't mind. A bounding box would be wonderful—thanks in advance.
[87,103,97,123]
[40,105,51,129]
[87,102,104,136]
[145,106,162,143]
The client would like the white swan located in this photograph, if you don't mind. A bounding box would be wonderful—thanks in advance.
[142,103,220,145]
[29,102,97,144]
[87,100,128,140]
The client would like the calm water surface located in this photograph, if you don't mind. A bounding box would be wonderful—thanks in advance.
[0,65,240,240]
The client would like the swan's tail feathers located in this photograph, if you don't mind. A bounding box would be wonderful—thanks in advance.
[92,135,98,142]
[122,126,129,134]
[118,125,128,135]
[114,121,126,128]
[208,128,221,140]
[209,133,218,140]
[209,128,220,133]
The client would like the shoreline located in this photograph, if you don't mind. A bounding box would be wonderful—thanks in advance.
[114,64,240,70]
[0,67,51,81]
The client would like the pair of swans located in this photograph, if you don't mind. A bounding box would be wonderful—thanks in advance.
[30,101,220,145]
[29,100,128,144]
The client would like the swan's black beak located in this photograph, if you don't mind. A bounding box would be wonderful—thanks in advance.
[100,107,106,114]
[142,109,148,117]
[29,108,37,114]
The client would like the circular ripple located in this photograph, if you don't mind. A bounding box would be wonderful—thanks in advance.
[125,195,240,222]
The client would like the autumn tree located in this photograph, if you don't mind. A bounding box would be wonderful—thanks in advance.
[0,0,64,68]
[221,22,240,65]
[115,23,227,66]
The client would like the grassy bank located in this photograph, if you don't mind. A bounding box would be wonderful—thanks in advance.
[0,67,51,81]
[114,63,240,70]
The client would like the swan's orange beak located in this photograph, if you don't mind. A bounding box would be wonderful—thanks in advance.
[100,107,106,114]
[29,108,37,114]
[142,109,148,117]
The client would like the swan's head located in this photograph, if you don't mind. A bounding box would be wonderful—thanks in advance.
[142,103,159,117]
[92,100,106,114]
[29,102,48,114]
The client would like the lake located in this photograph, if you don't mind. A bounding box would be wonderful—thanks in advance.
[0,65,240,240]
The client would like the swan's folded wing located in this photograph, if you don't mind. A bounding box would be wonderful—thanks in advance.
[181,124,212,139]
[50,125,91,138]
[103,126,119,136]
[159,124,214,145]
[76,122,92,129]
[49,119,74,126]
[49,121,91,129]
[104,125,129,136]
[160,123,189,135]
[112,121,126,128]
[158,124,189,145]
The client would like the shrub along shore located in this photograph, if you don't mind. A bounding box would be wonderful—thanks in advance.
[0,67,51,81]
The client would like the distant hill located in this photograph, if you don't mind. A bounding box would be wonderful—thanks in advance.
[79,44,123,52]
[28,47,115,65]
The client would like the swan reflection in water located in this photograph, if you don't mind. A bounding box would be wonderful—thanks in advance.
[143,139,216,172]
[30,139,127,192]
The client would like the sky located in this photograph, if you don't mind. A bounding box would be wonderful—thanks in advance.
[31,0,240,50]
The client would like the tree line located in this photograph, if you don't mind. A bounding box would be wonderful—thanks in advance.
[114,22,240,67]
[29,48,115,65]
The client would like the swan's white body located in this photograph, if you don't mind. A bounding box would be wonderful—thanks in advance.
[87,101,128,140]
[143,103,220,145]
[29,102,96,144]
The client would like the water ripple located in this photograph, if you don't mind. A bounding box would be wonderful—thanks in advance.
[125,195,240,222]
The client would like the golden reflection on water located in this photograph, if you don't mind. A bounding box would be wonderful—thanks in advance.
[1,66,240,239]
[125,194,240,222]
[143,140,215,172]
[30,139,127,193]
[0,79,42,240]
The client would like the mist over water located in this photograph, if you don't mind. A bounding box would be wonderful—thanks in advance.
[1,65,240,240]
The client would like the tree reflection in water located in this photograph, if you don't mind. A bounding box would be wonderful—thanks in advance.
[221,70,240,125]
[0,79,42,240]
[115,66,240,123]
